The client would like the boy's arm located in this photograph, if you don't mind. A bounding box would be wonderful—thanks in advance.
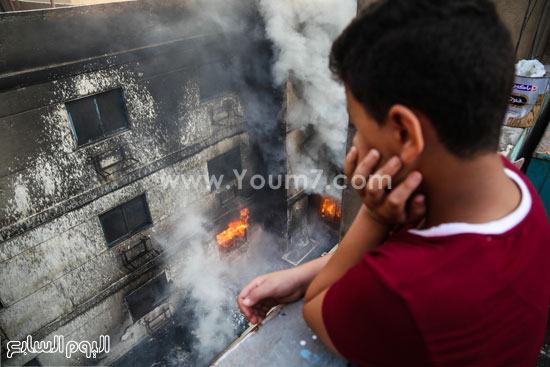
[237,252,334,325]
[303,149,426,355]
[304,205,389,302]
[302,206,389,355]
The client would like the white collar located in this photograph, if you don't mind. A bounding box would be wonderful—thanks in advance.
[408,168,532,237]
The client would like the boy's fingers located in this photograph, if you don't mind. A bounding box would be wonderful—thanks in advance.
[351,149,380,188]
[237,299,252,319]
[252,316,264,325]
[238,277,264,318]
[242,281,273,308]
[344,146,358,179]
[385,171,422,211]
[239,276,265,300]
[366,156,402,204]
[408,194,427,223]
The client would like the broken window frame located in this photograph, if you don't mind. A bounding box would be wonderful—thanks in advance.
[124,272,170,322]
[206,146,242,192]
[99,194,152,247]
[66,88,130,148]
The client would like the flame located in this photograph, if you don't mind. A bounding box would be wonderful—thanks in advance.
[320,197,341,221]
[216,208,250,250]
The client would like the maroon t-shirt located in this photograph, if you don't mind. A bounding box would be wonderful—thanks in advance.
[323,158,550,366]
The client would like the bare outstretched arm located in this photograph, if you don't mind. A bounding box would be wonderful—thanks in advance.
[237,253,333,325]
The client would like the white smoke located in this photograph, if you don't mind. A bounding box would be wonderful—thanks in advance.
[258,0,356,196]
[155,208,285,364]
[150,0,357,361]
[163,212,236,356]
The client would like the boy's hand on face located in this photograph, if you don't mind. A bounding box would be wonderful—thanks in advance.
[345,146,426,226]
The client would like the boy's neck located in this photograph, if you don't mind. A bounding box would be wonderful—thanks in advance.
[421,152,521,229]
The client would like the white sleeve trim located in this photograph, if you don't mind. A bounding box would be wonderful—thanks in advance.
[408,168,532,237]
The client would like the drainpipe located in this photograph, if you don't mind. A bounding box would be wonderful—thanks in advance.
[50,0,55,8]
[518,96,550,172]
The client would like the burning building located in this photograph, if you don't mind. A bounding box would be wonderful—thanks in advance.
[0,0,345,365]
[0,1,279,365]
[216,208,250,253]
[2,0,547,366]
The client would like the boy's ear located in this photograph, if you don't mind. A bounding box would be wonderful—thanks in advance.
[387,105,424,163]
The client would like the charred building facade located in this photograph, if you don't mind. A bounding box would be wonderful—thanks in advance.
[0,1,343,366]
[0,1,275,365]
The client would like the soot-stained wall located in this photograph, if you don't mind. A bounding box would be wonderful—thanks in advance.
[0,1,268,365]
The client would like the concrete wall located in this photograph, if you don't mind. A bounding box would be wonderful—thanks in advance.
[0,0,209,77]
[494,0,548,60]
[0,0,124,11]
[544,37,550,64]
[1,131,252,366]
[0,1,269,365]
[0,57,243,233]
[33,0,131,5]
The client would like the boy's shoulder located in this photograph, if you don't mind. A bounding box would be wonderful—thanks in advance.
[324,159,549,364]
[365,156,550,293]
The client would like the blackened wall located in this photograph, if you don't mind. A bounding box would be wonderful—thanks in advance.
[0,1,279,365]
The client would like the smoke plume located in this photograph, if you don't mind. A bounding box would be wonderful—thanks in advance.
[184,0,356,196]
[155,208,286,365]
[150,0,356,363]
[258,0,356,196]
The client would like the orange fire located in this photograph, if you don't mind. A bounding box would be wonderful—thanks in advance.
[320,197,341,221]
[216,208,250,250]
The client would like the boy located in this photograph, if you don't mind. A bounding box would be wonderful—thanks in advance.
[238,0,550,365]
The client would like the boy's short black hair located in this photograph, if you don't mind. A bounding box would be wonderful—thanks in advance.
[331,0,515,158]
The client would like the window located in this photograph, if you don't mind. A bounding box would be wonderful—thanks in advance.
[199,61,234,101]
[24,358,42,366]
[66,88,129,147]
[99,194,152,246]
[207,146,242,191]
[125,272,169,321]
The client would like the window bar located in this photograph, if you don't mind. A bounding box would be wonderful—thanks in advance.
[66,110,81,146]
[93,97,106,138]
[121,203,131,238]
